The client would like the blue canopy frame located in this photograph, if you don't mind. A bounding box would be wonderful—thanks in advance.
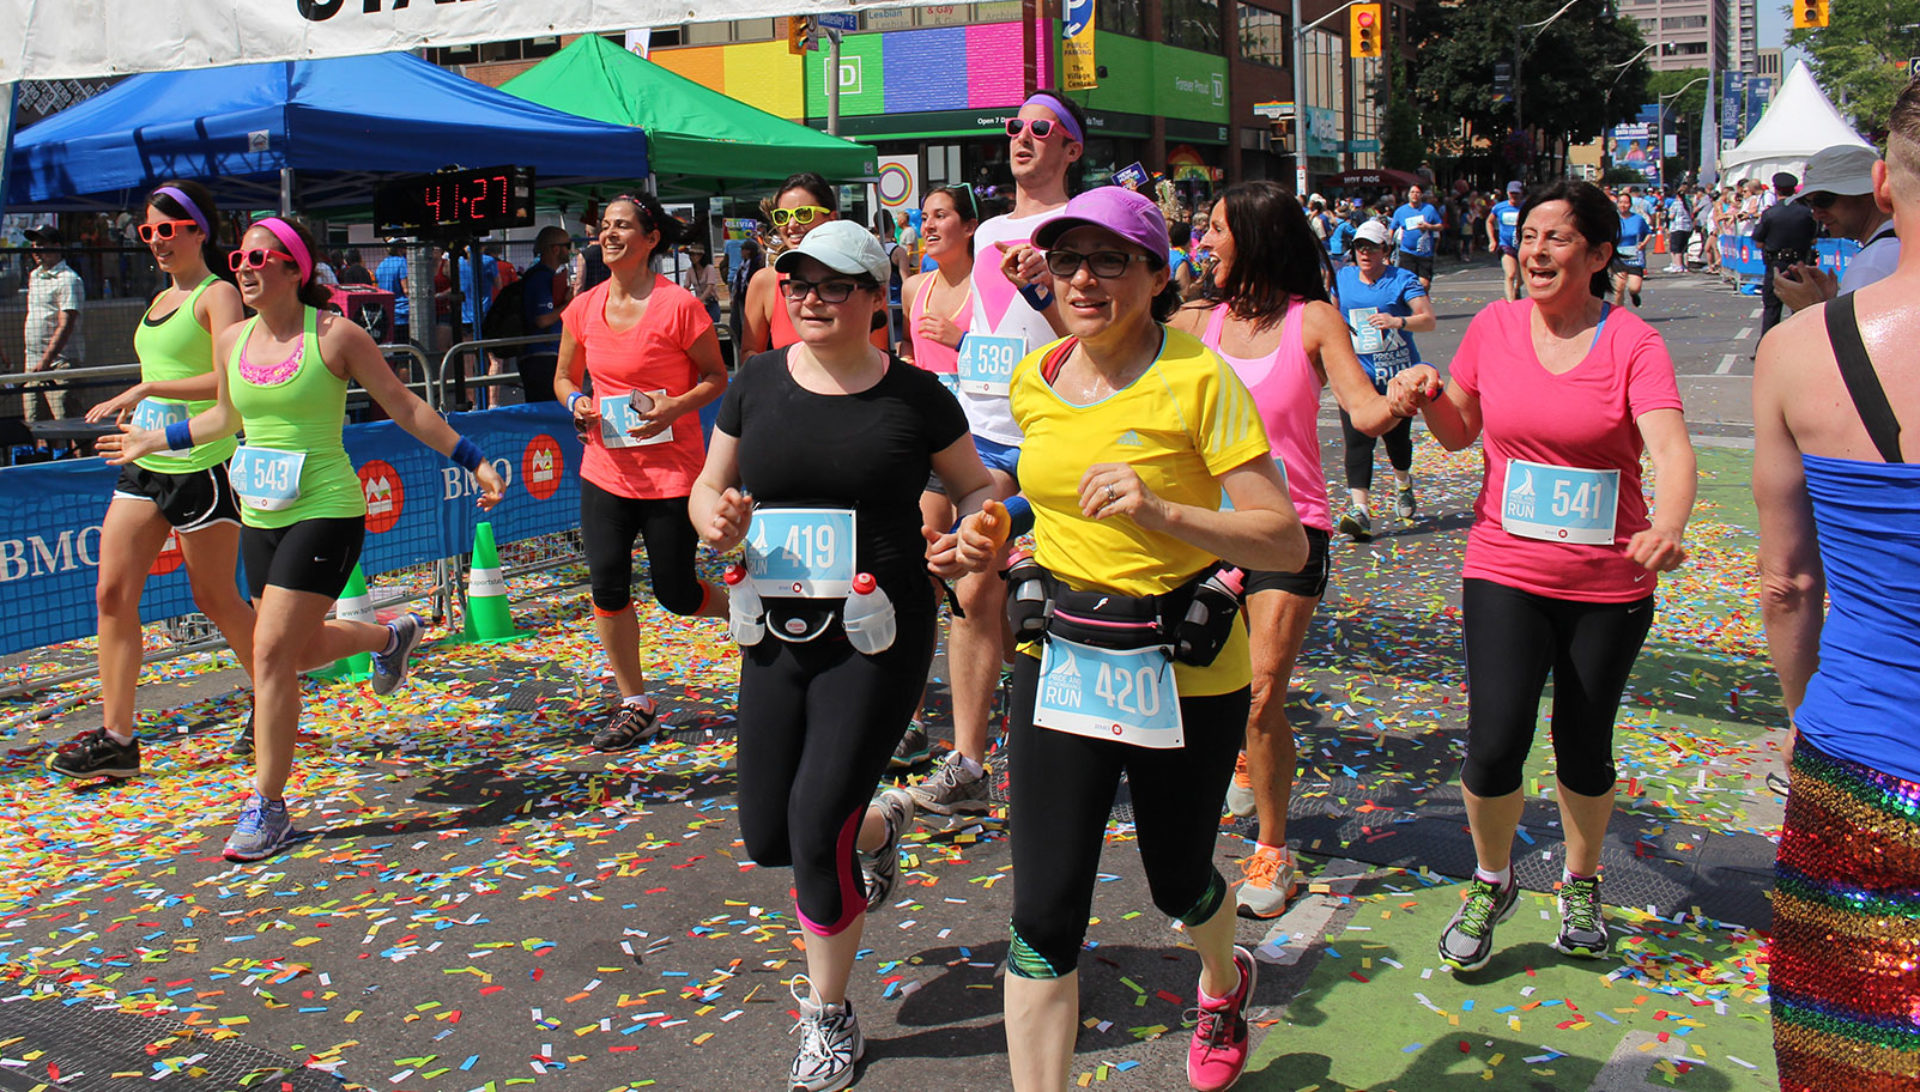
[6,52,650,210]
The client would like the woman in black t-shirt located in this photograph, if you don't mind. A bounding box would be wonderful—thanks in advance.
[690,220,1000,1092]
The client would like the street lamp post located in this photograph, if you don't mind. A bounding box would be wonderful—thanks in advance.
[1512,0,1582,176]
[1657,74,1709,186]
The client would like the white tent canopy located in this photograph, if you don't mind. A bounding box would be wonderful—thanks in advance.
[1720,60,1873,186]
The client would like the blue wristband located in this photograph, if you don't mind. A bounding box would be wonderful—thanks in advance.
[451,437,485,473]
[567,391,586,412]
[1018,283,1054,311]
[164,420,194,452]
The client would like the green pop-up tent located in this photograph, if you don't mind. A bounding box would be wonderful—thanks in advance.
[500,34,878,194]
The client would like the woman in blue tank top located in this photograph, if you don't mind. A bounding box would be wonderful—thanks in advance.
[1752,118,1920,1089]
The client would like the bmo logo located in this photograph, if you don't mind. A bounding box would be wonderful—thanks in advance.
[149,530,185,576]
[523,435,563,501]
[358,460,404,534]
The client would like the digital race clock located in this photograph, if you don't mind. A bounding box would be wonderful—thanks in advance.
[374,166,536,238]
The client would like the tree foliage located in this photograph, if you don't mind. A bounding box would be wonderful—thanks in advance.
[1786,0,1920,140]
[1399,0,1654,173]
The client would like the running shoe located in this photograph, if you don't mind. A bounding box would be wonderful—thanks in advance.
[889,721,932,770]
[1552,874,1611,958]
[1395,486,1417,521]
[228,711,256,758]
[1187,945,1258,1091]
[222,794,297,862]
[1630,290,1643,307]
[788,976,864,1092]
[1235,844,1298,920]
[861,788,915,913]
[1337,507,1373,543]
[46,728,141,780]
[592,701,660,752]
[1224,751,1256,818]
[369,613,426,696]
[904,751,992,816]
[1437,874,1519,972]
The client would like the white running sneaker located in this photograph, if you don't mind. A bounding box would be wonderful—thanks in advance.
[1224,751,1256,819]
[788,976,864,1092]
[1234,843,1299,920]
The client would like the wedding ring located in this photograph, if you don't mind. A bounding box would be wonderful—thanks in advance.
[1106,483,1117,503]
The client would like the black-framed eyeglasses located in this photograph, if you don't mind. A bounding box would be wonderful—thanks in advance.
[782,277,862,303]
[1044,249,1151,279]
[1803,191,1841,209]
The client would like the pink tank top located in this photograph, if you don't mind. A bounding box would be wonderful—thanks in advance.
[1202,299,1332,534]
[906,273,970,375]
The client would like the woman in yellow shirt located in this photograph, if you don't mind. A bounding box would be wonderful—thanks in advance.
[997,186,1306,1092]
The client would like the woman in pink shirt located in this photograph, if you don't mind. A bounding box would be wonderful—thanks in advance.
[1390,180,1696,973]
[552,194,730,751]
[1168,181,1402,921]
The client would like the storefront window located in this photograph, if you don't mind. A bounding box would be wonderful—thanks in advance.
[1163,0,1222,52]
[1099,0,1146,37]
[1237,5,1288,68]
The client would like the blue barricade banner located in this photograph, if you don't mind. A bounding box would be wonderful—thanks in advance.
[0,403,595,656]
[441,403,586,549]
[0,458,225,656]
[1718,234,1860,280]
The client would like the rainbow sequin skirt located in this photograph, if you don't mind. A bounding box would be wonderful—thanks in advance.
[1772,740,1920,1091]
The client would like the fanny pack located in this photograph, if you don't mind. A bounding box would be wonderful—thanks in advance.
[1008,559,1241,667]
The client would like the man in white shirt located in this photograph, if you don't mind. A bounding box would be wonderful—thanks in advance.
[21,225,85,442]
[1775,144,1901,308]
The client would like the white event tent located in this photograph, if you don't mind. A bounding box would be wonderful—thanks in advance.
[1720,60,1874,186]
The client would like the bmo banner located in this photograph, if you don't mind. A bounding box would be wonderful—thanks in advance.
[0,403,583,656]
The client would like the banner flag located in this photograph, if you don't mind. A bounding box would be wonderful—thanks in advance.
[6,0,909,82]
[1063,0,1098,91]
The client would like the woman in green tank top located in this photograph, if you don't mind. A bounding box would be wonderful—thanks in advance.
[48,181,257,788]
[103,216,505,863]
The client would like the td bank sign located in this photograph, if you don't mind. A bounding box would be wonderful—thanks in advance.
[1171,70,1227,108]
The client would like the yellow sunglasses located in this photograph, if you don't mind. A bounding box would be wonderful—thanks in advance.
[771,205,831,228]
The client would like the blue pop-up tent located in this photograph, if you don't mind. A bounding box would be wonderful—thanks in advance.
[6,51,651,210]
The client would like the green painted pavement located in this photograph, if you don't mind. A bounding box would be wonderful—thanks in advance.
[1244,882,1776,1090]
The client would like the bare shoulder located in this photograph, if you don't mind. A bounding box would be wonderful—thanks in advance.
[1168,299,1212,335]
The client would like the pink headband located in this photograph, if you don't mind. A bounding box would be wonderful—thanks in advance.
[153,186,210,238]
[1022,93,1085,144]
[253,217,312,283]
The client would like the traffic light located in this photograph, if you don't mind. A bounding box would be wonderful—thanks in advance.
[788,15,815,54]
[1792,0,1828,28]
[1350,4,1382,58]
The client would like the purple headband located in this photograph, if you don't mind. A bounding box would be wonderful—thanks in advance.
[253,217,313,283]
[153,185,210,238]
[1022,93,1084,144]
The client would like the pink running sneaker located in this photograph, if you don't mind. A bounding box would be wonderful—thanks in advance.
[1187,944,1258,1091]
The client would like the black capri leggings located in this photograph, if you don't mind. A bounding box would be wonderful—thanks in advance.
[579,479,707,614]
[1006,652,1248,979]
[736,596,938,937]
[1460,578,1655,799]
[1341,407,1413,492]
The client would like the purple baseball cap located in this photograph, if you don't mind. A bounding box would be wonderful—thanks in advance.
[1033,186,1169,263]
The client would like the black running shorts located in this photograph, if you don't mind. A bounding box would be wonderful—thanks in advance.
[113,462,242,533]
[240,517,365,600]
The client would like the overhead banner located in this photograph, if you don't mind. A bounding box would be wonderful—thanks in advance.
[1063,0,1098,91]
[2,0,905,82]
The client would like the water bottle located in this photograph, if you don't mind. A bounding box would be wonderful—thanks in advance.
[1175,566,1245,666]
[725,564,765,646]
[1005,550,1048,638]
[841,573,897,655]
